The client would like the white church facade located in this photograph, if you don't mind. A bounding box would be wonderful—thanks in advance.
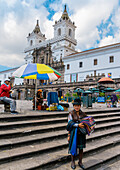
[24,5,77,63]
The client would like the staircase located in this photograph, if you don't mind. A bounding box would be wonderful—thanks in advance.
[0,109,120,170]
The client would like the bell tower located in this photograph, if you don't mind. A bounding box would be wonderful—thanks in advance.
[27,20,46,48]
[25,20,46,64]
[52,5,77,61]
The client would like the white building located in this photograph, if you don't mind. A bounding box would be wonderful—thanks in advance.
[24,5,77,63]
[63,43,120,83]
[0,67,23,85]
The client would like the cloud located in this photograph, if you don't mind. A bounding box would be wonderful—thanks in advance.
[0,0,120,68]
[98,4,120,47]
[0,0,54,67]
[61,0,119,50]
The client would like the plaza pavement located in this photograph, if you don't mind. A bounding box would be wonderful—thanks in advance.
[0,99,119,114]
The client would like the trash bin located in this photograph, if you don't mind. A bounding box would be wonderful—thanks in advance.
[68,97,72,102]
[83,91,92,108]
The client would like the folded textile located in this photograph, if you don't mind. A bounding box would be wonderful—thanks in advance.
[80,116,96,135]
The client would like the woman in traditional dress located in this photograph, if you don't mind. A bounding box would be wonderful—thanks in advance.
[67,98,87,169]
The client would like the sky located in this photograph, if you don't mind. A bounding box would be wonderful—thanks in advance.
[0,0,120,67]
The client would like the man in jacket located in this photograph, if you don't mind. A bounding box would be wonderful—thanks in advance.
[0,80,18,114]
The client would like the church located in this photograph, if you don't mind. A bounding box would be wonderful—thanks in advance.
[24,4,120,84]
[24,5,77,64]
[1,5,120,85]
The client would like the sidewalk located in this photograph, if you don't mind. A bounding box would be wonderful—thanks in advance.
[68,102,120,112]
[0,100,120,114]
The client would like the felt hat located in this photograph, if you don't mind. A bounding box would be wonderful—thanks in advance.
[73,98,81,106]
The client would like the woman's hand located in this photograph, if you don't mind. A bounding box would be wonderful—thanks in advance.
[78,123,84,128]
[68,136,70,142]
[68,133,70,142]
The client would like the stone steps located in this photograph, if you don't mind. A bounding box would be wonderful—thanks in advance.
[0,134,119,170]
[0,126,119,151]
[0,120,120,139]
[0,115,120,130]
[0,111,69,122]
[0,110,120,122]
[56,144,120,170]
[0,109,119,169]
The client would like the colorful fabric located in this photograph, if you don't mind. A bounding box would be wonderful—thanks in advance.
[12,63,61,81]
[80,116,96,136]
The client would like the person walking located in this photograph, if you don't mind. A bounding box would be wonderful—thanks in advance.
[111,93,118,107]
[0,80,18,114]
[67,98,87,169]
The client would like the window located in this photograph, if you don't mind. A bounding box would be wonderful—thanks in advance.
[58,28,61,36]
[41,58,44,64]
[46,53,48,63]
[109,56,114,63]
[71,73,78,82]
[79,62,83,67]
[94,59,97,65]
[67,64,70,70]
[69,29,72,37]
[30,40,33,46]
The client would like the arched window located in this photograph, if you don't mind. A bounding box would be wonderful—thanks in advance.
[58,28,61,36]
[30,40,33,46]
[69,29,72,37]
